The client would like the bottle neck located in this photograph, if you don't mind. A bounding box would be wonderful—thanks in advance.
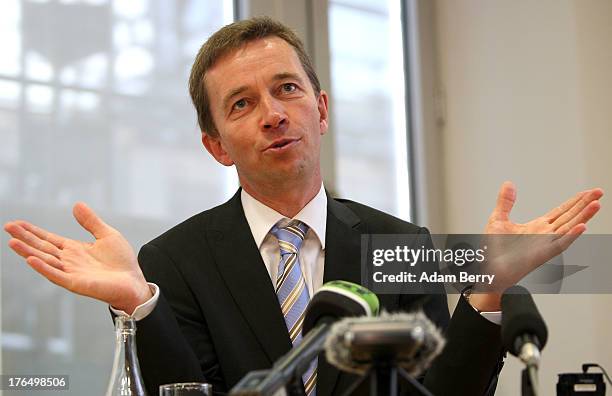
[116,317,137,351]
[107,317,148,396]
[116,317,140,365]
[115,316,137,335]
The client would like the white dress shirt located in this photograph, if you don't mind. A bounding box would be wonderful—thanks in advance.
[241,183,327,297]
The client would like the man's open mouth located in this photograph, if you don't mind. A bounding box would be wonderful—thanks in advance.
[264,138,300,151]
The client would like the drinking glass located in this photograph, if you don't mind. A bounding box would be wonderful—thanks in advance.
[159,382,212,396]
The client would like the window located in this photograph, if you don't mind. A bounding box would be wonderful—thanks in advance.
[329,0,411,219]
[0,1,234,393]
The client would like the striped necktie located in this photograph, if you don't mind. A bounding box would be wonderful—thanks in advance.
[270,220,317,395]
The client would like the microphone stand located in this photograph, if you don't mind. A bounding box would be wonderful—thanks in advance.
[521,366,538,396]
[398,367,435,396]
[518,336,541,396]
[370,362,395,396]
[339,363,435,396]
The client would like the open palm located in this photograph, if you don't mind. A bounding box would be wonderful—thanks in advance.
[4,202,151,314]
[480,181,603,291]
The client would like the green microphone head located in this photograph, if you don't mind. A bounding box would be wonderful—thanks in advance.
[318,280,380,316]
[302,281,380,335]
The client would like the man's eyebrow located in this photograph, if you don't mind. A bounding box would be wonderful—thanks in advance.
[272,72,304,83]
[222,86,248,110]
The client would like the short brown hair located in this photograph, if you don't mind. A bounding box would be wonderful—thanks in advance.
[188,17,322,137]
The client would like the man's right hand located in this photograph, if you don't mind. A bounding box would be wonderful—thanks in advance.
[4,202,152,315]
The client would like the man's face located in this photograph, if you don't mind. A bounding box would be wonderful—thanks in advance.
[201,37,329,192]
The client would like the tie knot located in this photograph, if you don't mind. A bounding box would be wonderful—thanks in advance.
[270,220,309,255]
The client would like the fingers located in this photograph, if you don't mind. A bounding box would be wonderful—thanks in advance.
[16,221,66,249]
[8,238,64,270]
[544,191,585,223]
[554,201,601,235]
[551,188,603,231]
[554,223,586,251]
[489,181,517,222]
[26,256,71,290]
[4,222,63,258]
[72,202,114,239]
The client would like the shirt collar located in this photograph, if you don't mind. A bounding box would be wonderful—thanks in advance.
[241,184,327,249]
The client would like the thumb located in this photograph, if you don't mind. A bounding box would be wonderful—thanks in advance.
[73,202,114,239]
[490,181,517,222]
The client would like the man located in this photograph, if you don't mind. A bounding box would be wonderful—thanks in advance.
[4,17,603,396]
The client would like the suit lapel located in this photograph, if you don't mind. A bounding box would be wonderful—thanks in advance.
[318,196,364,396]
[207,190,292,364]
[322,198,363,285]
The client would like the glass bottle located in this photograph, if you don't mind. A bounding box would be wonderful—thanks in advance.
[106,316,148,396]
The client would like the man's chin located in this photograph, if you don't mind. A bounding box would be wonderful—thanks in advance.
[262,162,310,183]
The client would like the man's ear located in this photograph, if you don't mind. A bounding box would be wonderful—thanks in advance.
[202,132,234,166]
[317,90,329,135]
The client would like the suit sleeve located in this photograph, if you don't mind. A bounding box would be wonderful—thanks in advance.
[134,242,228,395]
[413,228,505,396]
[423,296,504,395]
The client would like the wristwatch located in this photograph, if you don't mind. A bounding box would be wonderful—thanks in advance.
[461,285,503,324]
[462,285,482,313]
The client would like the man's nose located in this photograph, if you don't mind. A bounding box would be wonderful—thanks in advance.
[259,95,288,131]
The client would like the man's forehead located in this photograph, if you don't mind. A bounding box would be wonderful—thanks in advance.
[206,37,305,91]
[231,36,289,57]
[221,36,296,64]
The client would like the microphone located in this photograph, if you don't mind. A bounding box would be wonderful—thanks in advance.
[324,311,445,377]
[501,285,548,396]
[303,279,380,333]
[229,280,379,396]
[501,285,548,368]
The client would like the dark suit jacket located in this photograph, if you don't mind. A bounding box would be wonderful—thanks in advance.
[132,190,503,395]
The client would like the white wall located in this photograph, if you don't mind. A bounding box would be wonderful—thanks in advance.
[432,0,612,394]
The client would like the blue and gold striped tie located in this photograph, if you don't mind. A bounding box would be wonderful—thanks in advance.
[270,220,317,395]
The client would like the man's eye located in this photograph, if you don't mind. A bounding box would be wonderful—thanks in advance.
[281,83,297,93]
[233,99,247,111]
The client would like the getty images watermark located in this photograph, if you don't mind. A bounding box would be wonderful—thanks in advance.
[371,243,494,286]
[361,234,612,295]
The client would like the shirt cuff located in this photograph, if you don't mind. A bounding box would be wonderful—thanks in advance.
[109,283,160,321]
[479,310,502,325]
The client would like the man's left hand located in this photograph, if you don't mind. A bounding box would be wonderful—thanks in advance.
[469,181,603,311]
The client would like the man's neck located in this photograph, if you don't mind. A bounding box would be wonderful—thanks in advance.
[240,176,322,218]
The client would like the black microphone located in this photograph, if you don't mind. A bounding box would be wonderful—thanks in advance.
[229,281,379,396]
[501,285,548,368]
